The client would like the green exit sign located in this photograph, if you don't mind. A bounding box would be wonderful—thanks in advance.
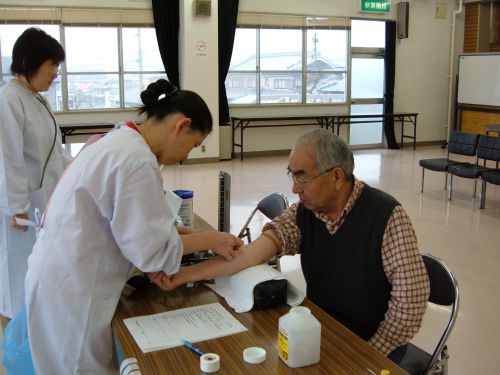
[361,0,391,13]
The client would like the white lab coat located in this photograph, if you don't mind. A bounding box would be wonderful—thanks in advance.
[25,126,183,374]
[0,81,70,318]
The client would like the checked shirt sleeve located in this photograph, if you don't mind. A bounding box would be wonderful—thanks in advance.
[368,205,430,355]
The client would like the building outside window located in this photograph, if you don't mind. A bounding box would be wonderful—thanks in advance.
[226,25,348,105]
[0,24,164,112]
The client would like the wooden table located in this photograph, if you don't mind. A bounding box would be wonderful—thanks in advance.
[113,284,408,375]
[112,216,408,375]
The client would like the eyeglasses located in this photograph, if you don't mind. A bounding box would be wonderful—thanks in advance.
[49,66,60,74]
[287,166,336,186]
[43,62,60,74]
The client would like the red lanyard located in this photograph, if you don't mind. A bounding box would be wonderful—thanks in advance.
[124,121,141,135]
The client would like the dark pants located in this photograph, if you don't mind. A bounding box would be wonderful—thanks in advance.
[388,344,408,364]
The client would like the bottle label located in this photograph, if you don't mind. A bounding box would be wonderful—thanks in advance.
[178,199,193,227]
[278,326,289,361]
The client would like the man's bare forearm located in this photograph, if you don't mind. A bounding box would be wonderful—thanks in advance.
[175,232,279,285]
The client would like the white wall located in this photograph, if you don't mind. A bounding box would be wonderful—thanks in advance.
[393,1,454,142]
[0,0,466,153]
[179,0,219,160]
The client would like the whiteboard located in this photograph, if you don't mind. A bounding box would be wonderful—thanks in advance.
[457,54,500,107]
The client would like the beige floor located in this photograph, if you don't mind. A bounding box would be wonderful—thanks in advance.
[1,145,499,374]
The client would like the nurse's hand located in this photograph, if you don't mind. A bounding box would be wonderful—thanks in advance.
[149,271,181,291]
[208,233,243,261]
[10,213,30,232]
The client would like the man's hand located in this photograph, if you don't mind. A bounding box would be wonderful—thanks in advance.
[208,232,243,261]
[176,226,199,235]
[10,213,30,232]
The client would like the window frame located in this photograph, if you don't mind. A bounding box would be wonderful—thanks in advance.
[0,23,165,113]
[227,25,350,107]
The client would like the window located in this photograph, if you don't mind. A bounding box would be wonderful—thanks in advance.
[0,24,61,110]
[230,78,244,88]
[351,19,385,48]
[260,29,302,103]
[122,27,165,107]
[226,28,257,104]
[0,24,164,112]
[65,27,120,110]
[227,26,348,105]
[274,79,294,89]
[306,29,348,103]
[349,19,386,146]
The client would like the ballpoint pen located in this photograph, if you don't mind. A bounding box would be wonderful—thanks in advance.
[182,339,206,356]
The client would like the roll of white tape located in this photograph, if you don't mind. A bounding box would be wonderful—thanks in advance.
[120,358,138,375]
[123,364,141,375]
[243,347,266,364]
[200,353,220,373]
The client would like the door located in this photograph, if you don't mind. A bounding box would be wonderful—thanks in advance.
[349,20,386,147]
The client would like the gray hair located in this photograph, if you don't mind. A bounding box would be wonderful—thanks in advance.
[294,128,354,179]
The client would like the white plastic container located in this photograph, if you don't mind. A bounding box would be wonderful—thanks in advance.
[173,190,193,227]
[278,306,321,368]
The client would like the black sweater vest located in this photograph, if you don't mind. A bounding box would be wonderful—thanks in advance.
[296,184,399,340]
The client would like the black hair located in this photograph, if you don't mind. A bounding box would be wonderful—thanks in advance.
[10,27,65,80]
[138,79,213,135]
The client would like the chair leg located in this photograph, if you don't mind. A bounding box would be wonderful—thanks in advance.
[444,172,448,191]
[428,345,449,375]
[421,168,425,193]
[448,175,453,201]
[473,179,477,198]
[480,180,487,209]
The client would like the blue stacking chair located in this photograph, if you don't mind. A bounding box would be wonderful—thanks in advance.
[447,135,500,201]
[419,131,479,193]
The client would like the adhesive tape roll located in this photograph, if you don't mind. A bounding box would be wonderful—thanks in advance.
[123,364,140,375]
[120,358,138,375]
[243,347,266,364]
[200,353,220,373]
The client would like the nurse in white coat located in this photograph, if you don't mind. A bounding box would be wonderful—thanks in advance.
[25,79,243,374]
[0,28,70,323]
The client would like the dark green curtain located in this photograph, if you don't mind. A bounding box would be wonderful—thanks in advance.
[384,21,398,149]
[218,0,239,124]
[152,0,180,88]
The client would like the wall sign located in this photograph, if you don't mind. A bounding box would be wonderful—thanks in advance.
[360,0,391,14]
[195,40,207,56]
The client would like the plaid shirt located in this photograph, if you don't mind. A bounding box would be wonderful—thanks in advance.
[264,179,430,355]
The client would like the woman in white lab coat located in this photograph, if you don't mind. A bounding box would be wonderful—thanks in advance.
[25,79,242,374]
[0,28,70,325]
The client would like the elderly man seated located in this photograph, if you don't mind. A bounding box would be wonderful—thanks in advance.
[151,128,430,364]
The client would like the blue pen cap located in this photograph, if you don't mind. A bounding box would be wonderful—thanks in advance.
[173,190,194,199]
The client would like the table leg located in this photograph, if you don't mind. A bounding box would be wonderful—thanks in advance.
[240,128,244,161]
[400,119,404,148]
[413,116,417,150]
[231,119,235,159]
